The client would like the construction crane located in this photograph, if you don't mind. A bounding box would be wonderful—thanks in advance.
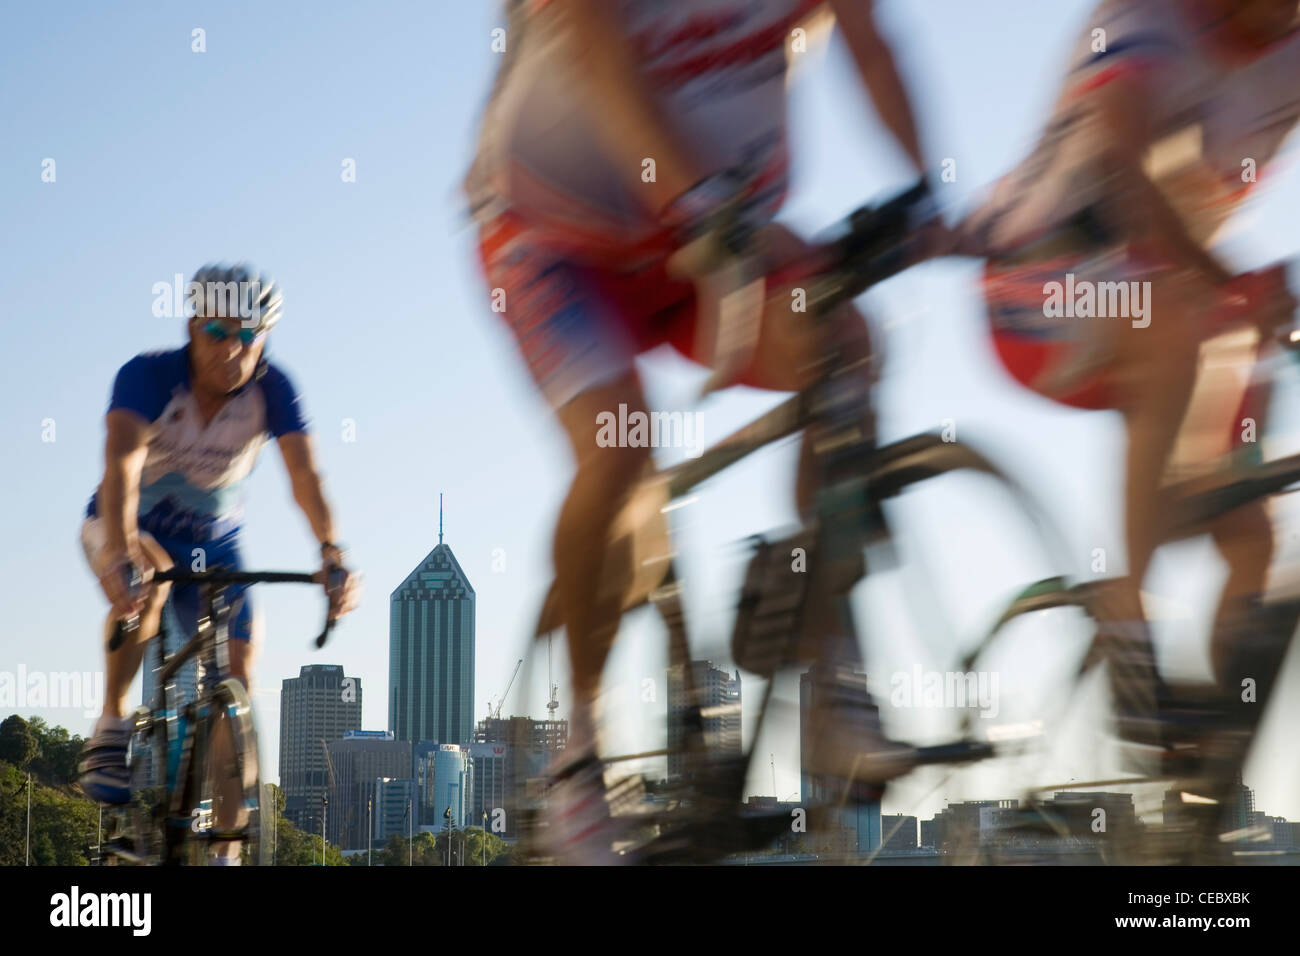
[491,658,523,720]
[546,634,559,722]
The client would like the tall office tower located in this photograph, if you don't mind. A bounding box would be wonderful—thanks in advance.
[389,501,475,747]
[327,731,413,850]
[279,664,362,833]
[666,661,741,782]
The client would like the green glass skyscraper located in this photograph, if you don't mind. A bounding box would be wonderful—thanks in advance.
[389,499,476,746]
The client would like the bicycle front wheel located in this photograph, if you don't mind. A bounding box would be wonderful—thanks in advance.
[192,678,266,866]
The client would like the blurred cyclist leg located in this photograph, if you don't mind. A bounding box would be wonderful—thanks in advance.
[78,523,173,805]
[207,631,257,864]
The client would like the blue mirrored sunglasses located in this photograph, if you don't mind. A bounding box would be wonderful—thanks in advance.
[202,319,266,347]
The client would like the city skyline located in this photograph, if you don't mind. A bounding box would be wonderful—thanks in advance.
[6,0,1300,828]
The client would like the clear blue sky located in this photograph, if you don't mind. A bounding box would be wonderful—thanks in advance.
[3,1,1299,825]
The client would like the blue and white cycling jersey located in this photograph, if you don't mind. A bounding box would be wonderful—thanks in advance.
[85,345,308,548]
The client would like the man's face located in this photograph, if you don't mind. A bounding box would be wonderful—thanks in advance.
[188,315,266,394]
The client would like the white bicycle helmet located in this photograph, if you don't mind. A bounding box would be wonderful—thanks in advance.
[190,262,283,332]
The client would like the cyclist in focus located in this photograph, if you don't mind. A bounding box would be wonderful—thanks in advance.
[464,0,944,862]
[959,0,1300,758]
[78,263,361,862]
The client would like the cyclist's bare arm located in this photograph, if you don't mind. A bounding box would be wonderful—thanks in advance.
[550,0,712,213]
[1094,78,1295,328]
[278,432,360,618]
[277,432,338,548]
[1088,77,1234,287]
[828,0,926,175]
[98,408,152,617]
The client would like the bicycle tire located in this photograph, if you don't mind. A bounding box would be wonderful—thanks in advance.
[194,678,266,866]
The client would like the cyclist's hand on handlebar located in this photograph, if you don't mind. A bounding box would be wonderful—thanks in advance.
[99,545,155,622]
[317,554,361,623]
[903,180,955,266]
[663,170,767,393]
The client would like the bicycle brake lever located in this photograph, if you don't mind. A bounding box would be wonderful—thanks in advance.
[108,619,135,652]
[314,618,335,650]
[315,566,347,648]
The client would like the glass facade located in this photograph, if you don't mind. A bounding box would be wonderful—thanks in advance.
[389,543,475,747]
[432,744,470,829]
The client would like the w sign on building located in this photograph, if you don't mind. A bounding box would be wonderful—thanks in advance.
[389,509,475,747]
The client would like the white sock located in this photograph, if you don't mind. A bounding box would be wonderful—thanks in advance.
[211,854,242,866]
[95,714,133,736]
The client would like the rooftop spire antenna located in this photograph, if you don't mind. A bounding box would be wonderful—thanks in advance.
[439,492,444,546]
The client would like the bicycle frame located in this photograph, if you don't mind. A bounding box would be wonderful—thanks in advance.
[103,567,334,865]
[521,185,1076,862]
[959,331,1300,864]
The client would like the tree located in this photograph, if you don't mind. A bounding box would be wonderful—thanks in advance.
[0,757,98,865]
[25,717,84,785]
[371,827,513,866]
[259,784,347,866]
[0,715,39,771]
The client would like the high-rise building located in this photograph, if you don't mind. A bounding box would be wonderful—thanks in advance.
[667,661,741,782]
[430,744,471,829]
[279,664,362,833]
[468,716,568,838]
[799,664,878,805]
[474,716,568,753]
[881,814,918,851]
[373,777,417,848]
[465,742,509,833]
[327,732,412,850]
[1226,774,1255,832]
[389,515,475,747]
